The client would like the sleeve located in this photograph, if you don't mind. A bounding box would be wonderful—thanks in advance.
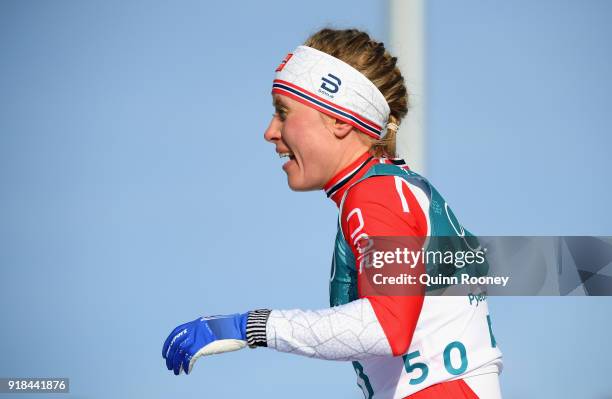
[340,176,429,356]
[248,176,430,360]
[265,299,395,360]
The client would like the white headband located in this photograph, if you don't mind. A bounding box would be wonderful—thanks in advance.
[272,46,391,139]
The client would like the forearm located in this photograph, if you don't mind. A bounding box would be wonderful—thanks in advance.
[246,298,393,361]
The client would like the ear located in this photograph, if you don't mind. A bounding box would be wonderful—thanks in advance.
[329,118,354,139]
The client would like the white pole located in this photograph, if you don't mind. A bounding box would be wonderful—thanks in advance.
[389,0,426,174]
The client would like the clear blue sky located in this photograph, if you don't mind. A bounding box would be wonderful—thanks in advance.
[1,1,611,398]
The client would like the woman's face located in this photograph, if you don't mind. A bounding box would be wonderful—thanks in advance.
[264,94,339,191]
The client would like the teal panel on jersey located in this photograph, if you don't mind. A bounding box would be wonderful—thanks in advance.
[329,227,358,307]
[352,361,374,399]
[329,162,490,306]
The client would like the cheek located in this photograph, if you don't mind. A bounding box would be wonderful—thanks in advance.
[285,114,328,156]
[282,110,337,186]
[283,115,310,144]
[289,127,328,168]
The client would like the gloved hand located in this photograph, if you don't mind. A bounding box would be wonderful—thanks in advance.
[162,313,249,375]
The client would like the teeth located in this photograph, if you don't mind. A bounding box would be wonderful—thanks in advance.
[279,152,293,158]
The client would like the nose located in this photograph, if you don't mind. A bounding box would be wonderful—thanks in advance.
[264,116,281,143]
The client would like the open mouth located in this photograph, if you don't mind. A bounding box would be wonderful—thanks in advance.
[278,152,296,161]
[278,152,296,171]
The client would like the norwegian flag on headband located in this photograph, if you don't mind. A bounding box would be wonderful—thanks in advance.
[275,53,293,72]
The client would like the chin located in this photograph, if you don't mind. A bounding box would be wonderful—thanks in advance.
[286,175,320,192]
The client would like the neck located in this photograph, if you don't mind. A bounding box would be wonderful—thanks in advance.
[329,141,371,181]
[323,143,409,207]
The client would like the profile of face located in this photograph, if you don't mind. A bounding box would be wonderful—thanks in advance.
[264,94,354,191]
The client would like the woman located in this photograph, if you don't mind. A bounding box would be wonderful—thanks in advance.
[163,28,503,399]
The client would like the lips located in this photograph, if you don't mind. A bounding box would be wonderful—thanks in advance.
[278,152,295,160]
[276,150,296,172]
[276,147,295,167]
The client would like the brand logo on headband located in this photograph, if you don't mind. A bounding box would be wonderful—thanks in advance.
[319,73,342,98]
[275,53,293,72]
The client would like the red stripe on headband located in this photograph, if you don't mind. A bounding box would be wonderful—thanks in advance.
[272,87,381,140]
[274,79,382,131]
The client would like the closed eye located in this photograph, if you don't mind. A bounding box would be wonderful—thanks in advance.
[275,109,287,121]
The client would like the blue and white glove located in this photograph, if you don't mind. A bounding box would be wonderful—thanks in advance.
[162,310,270,375]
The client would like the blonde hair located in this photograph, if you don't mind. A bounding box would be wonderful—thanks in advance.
[304,28,408,158]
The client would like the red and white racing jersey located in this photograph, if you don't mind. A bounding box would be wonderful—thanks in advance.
[265,152,503,398]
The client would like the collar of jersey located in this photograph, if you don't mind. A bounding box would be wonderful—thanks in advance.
[323,151,375,207]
